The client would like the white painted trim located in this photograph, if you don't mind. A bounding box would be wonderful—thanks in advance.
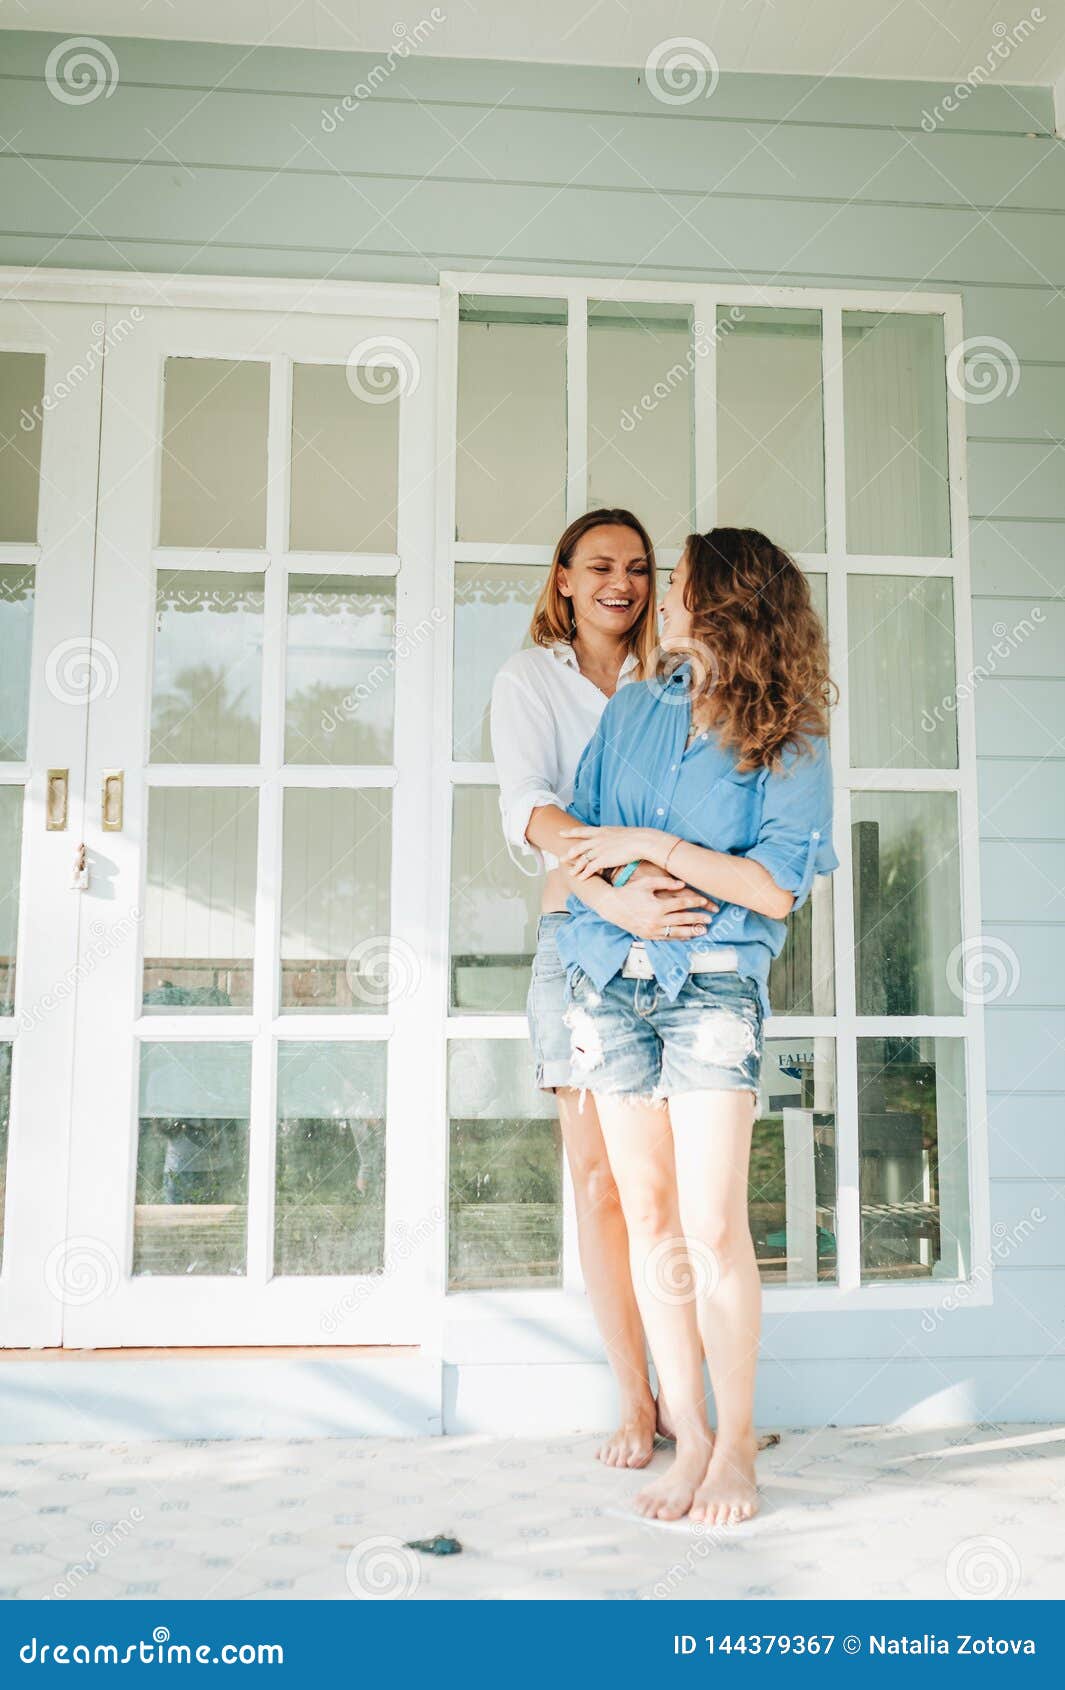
[0,268,439,320]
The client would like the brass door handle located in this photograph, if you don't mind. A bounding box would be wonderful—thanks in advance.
[102,769,124,832]
[46,768,69,831]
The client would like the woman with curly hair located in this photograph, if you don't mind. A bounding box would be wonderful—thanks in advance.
[558,527,838,1526]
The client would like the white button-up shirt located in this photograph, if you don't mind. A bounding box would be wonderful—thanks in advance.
[490,642,640,873]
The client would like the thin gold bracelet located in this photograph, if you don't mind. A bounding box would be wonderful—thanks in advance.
[662,837,683,875]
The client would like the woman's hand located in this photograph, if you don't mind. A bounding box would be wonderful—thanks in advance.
[561,825,664,879]
[607,872,716,942]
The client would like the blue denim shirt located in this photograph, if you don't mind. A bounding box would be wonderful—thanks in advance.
[554,665,838,1017]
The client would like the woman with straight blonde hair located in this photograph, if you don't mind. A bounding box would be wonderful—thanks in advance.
[491,509,714,1467]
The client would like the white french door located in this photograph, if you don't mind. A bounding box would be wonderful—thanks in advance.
[14,296,440,1346]
[0,302,106,1346]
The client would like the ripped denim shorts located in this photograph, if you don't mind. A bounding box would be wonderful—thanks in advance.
[564,965,763,1101]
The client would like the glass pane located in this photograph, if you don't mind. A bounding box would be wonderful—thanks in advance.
[0,1041,10,1271]
[448,1039,561,1290]
[285,574,394,765]
[768,876,835,1015]
[280,788,392,1012]
[453,563,543,762]
[274,1041,387,1276]
[150,571,263,764]
[849,576,958,769]
[0,786,23,1016]
[859,1036,969,1282]
[457,296,566,545]
[450,786,539,1011]
[142,788,258,1011]
[0,352,45,543]
[289,362,399,553]
[0,567,34,760]
[587,302,693,547]
[843,313,950,557]
[717,307,825,553]
[159,358,269,549]
[752,1039,837,1285]
[134,1042,250,1275]
[852,792,961,1016]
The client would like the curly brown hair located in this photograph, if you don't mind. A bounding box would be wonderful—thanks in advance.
[682,527,835,770]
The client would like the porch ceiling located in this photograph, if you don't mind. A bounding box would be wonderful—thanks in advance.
[4,0,1065,87]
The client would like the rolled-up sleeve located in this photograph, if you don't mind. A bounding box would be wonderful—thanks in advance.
[490,669,564,873]
[744,734,838,911]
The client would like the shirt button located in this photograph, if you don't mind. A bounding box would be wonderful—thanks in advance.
[812,830,820,839]
[656,807,665,816]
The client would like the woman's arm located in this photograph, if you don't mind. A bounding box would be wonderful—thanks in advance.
[563,825,793,919]
[530,806,715,938]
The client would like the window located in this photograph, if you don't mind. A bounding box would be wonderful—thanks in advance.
[442,275,982,1305]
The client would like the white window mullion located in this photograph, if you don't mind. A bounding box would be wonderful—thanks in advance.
[821,305,847,558]
[565,289,588,521]
[693,287,718,533]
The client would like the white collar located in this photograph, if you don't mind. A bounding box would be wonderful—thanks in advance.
[551,643,639,678]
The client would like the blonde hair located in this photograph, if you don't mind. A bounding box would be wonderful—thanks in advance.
[529,509,658,675]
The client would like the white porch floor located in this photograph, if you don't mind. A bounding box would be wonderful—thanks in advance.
[2,1424,1062,1602]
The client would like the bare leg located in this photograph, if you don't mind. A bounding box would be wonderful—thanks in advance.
[595,1095,713,1520]
[670,1089,761,1526]
[556,1087,657,1468]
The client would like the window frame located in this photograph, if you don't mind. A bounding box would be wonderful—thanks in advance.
[437,270,989,1317]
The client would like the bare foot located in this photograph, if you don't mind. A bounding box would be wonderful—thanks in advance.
[654,1393,678,1444]
[632,1431,714,1521]
[689,1433,759,1527]
[597,1402,657,1469]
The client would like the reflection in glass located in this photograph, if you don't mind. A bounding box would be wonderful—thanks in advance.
[150,571,264,764]
[454,563,544,761]
[285,575,395,764]
[768,876,835,1016]
[0,1042,10,1271]
[852,792,961,1016]
[290,362,399,554]
[588,303,693,546]
[134,1041,251,1275]
[752,1039,837,1285]
[0,352,45,543]
[0,567,34,760]
[450,786,540,1011]
[849,576,958,769]
[717,308,825,553]
[274,1041,387,1275]
[859,1036,969,1281]
[142,788,258,1011]
[457,296,567,545]
[159,358,269,549]
[280,788,392,1011]
[843,312,950,557]
[0,786,23,1017]
[448,1039,561,1289]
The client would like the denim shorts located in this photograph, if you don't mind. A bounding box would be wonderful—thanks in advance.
[563,964,763,1101]
[527,912,578,1090]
